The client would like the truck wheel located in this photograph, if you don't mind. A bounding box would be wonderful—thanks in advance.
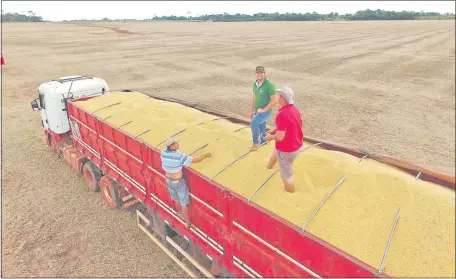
[82,162,101,192]
[100,176,122,209]
[46,134,52,147]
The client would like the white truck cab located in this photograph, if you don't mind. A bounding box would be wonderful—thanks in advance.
[31,76,109,135]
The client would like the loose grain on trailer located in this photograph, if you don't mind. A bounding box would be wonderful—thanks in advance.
[74,91,455,277]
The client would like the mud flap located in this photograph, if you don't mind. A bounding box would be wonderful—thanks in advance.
[143,206,176,239]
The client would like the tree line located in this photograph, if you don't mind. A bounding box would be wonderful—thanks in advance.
[151,10,455,22]
[1,9,454,23]
[2,10,44,22]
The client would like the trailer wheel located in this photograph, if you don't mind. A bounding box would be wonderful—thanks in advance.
[100,176,122,209]
[82,162,101,192]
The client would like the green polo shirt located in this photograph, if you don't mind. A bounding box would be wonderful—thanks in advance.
[253,78,276,109]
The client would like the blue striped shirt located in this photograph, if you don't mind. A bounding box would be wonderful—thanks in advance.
[160,149,193,173]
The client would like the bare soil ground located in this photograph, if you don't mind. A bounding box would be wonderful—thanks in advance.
[1,20,455,277]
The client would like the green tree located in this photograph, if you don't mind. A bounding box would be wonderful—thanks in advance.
[2,10,44,22]
[148,9,454,22]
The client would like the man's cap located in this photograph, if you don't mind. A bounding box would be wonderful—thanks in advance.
[255,66,265,73]
[165,137,180,147]
[276,86,295,104]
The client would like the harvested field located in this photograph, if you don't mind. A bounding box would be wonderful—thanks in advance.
[2,20,455,277]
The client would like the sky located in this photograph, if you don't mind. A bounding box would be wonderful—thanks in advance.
[2,1,455,21]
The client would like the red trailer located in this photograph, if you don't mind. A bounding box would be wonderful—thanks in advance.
[31,77,455,277]
[63,94,384,278]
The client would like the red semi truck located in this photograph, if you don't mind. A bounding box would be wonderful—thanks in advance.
[31,76,455,278]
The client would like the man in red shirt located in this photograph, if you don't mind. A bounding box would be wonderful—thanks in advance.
[263,86,303,193]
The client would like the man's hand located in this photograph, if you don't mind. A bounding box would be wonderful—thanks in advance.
[268,128,277,135]
[263,133,274,142]
[249,111,254,119]
[203,152,212,159]
[256,108,265,114]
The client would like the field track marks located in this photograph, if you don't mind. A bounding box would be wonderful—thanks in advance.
[303,29,406,49]
[298,29,452,75]
[297,51,378,75]
[423,32,456,54]
[335,29,443,52]
[373,29,450,52]
[76,23,137,35]
[328,29,455,79]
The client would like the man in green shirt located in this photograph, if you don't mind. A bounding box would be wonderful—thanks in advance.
[249,66,278,151]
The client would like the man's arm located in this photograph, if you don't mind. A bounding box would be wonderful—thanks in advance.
[264,130,286,142]
[272,130,286,141]
[191,152,212,163]
[260,94,278,112]
[264,113,286,142]
[257,84,278,113]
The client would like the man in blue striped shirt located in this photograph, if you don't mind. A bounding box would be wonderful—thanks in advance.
[160,137,212,228]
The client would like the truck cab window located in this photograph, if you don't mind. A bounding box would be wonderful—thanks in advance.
[39,92,45,109]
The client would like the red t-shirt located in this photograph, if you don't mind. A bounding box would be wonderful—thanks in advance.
[275,104,304,152]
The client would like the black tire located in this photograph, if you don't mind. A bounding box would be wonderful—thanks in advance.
[82,162,101,192]
[100,175,122,208]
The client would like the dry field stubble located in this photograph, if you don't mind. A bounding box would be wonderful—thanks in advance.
[1,20,455,276]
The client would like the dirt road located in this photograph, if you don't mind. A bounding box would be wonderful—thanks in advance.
[2,20,454,276]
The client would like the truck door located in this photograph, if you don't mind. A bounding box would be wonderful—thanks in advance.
[39,91,49,130]
[59,92,71,133]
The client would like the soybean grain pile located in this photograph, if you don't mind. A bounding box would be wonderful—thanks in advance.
[77,91,455,277]
[2,20,455,277]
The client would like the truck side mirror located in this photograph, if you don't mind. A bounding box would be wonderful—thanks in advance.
[31,99,41,111]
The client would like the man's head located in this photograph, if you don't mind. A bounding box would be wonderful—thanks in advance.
[276,86,295,106]
[255,66,266,82]
[165,137,180,151]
